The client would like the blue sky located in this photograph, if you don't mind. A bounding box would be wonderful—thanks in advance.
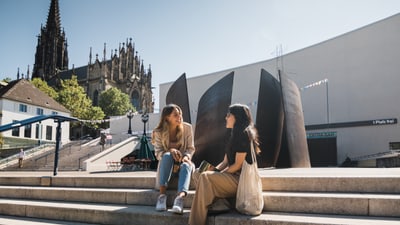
[1,0,400,110]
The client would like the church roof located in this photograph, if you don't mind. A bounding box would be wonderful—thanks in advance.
[0,79,70,113]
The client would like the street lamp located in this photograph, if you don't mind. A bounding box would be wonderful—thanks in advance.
[126,110,134,135]
[141,113,149,136]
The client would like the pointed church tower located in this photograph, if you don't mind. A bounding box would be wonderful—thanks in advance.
[32,0,68,81]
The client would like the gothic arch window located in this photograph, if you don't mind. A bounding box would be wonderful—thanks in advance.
[131,90,140,111]
[93,90,99,106]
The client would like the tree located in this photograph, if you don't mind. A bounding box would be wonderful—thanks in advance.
[57,76,105,128]
[1,77,12,83]
[99,87,135,116]
[30,78,58,99]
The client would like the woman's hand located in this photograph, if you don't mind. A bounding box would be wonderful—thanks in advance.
[182,155,191,163]
[170,148,182,162]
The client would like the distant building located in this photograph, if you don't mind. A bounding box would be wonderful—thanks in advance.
[0,79,71,147]
[32,0,153,113]
[56,40,154,113]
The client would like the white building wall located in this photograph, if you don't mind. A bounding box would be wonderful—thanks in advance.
[0,99,70,144]
[159,14,400,164]
[109,113,159,137]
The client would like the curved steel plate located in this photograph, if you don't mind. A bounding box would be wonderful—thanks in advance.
[279,71,311,168]
[166,73,191,123]
[192,72,234,166]
[256,69,284,168]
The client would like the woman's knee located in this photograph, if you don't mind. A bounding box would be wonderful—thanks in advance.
[161,152,173,160]
[180,162,193,171]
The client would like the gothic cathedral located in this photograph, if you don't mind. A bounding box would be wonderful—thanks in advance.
[32,0,154,113]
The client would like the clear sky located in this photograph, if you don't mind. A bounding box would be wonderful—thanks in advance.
[1,0,400,111]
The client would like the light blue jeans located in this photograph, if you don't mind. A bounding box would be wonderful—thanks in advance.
[159,152,193,194]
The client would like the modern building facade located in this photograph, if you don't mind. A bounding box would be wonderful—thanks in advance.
[158,13,400,166]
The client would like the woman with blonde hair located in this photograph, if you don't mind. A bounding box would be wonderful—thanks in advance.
[152,104,195,214]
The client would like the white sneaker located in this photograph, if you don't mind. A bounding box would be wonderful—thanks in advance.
[156,194,167,211]
[171,196,184,214]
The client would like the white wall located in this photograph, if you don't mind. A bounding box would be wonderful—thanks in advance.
[109,113,160,137]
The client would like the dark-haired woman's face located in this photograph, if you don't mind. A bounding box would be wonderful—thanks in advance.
[225,112,235,128]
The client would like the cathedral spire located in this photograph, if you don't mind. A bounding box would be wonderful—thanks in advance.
[46,0,61,35]
[32,0,68,82]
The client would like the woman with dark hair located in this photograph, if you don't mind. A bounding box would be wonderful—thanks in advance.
[152,104,195,214]
[189,103,260,225]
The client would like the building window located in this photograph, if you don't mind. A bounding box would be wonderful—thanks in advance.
[46,125,52,140]
[24,124,32,138]
[37,108,44,115]
[19,104,27,113]
[389,142,400,150]
[11,120,19,136]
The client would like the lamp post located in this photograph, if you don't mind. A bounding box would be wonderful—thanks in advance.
[126,110,134,135]
[141,113,149,136]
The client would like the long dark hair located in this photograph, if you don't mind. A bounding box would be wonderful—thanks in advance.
[228,103,260,154]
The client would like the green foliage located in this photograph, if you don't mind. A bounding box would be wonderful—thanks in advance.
[99,87,135,116]
[0,133,4,147]
[57,76,105,128]
[30,78,59,99]
[1,77,12,83]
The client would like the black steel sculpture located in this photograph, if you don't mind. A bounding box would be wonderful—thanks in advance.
[192,72,234,166]
[278,70,311,167]
[162,69,311,169]
[166,73,191,123]
[255,69,284,168]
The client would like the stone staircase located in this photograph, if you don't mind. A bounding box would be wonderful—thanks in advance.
[0,168,399,225]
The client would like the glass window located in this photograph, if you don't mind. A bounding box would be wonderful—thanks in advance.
[11,120,19,136]
[389,142,400,150]
[37,108,44,115]
[24,124,31,138]
[19,104,27,112]
[46,126,52,140]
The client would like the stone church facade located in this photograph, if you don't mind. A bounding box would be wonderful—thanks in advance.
[32,0,154,113]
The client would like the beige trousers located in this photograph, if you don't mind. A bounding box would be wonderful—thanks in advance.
[189,170,239,225]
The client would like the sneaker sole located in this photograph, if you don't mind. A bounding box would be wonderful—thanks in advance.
[171,207,183,214]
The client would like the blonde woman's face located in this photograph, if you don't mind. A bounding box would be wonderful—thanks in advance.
[166,108,182,127]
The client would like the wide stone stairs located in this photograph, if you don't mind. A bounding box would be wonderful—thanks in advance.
[0,168,399,225]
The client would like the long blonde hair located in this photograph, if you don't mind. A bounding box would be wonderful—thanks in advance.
[154,104,184,150]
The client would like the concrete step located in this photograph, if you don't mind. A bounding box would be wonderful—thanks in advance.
[0,168,399,224]
[264,191,400,217]
[0,199,399,225]
[0,186,399,217]
[0,215,97,225]
[0,169,399,193]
